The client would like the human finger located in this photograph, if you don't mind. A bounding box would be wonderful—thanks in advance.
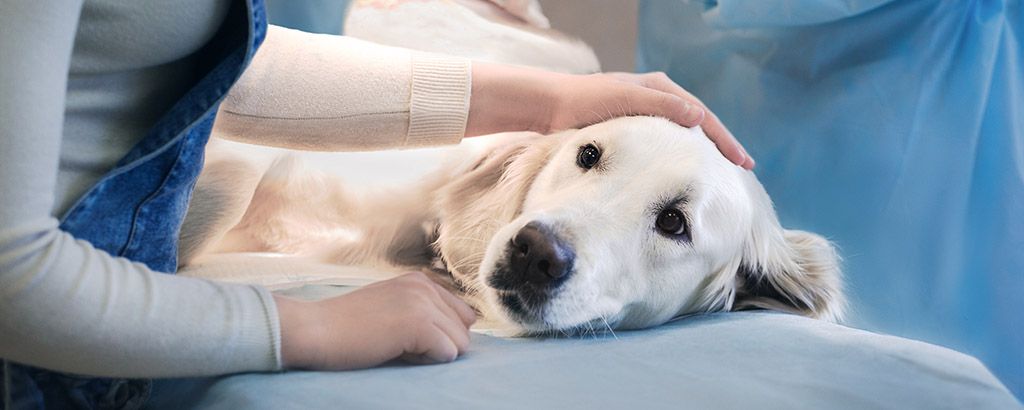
[737,143,755,169]
[397,272,475,328]
[632,72,754,169]
[428,281,477,327]
[399,352,434,365]
[395,273,472,354]
[700,110,752,170]
[416,283,472,355]
[618,85,706,128]
[430,308,472,357]
[404,325,461,364]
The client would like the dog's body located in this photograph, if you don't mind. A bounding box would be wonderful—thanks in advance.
[179,0,843,334]
[181,118,843,333]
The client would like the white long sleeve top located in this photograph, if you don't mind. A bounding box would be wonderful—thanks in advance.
[0,0,470,378]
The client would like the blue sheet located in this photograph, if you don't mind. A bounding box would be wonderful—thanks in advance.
[143,285,1020,409]
[638,0,1023,398]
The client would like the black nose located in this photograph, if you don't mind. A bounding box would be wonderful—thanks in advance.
[509,222,575,287]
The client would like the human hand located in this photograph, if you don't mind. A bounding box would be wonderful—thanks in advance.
[554,71,754,170]
[467,62,754,169]
[275,272,476,370]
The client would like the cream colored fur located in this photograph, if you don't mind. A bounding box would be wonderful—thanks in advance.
[180,117,844,333]
[180,0,843,333]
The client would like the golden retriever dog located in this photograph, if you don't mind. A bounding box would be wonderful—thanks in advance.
[178,0,843,334]
[180,117,843,333]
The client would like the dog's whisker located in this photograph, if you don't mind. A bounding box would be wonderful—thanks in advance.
[598,98,615,122]
[614,99,625,117]
[441,236,490,245]
[448,254,486,272]
[448,221,502,233]
[582,109,607,123]
[601,316,619,341]
[448,252,484,265]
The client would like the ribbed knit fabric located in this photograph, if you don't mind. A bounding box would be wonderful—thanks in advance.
[407,52,472,147]
[254,285,284,372]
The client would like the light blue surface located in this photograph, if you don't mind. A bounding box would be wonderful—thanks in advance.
[638,0,1023,398]
[144,306,1020,409]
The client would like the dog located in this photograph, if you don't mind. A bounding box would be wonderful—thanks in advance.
[178,0,844,334]
[180,117,843,333]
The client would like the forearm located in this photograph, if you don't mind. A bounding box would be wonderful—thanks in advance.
[215,25,471,151]
[0,219,282,378]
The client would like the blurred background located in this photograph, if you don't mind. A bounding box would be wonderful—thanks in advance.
[264,0,638,71]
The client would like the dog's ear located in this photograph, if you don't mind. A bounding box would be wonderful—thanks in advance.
[733,225,845,323]
[437,134,554,224]
[433,133,557,285]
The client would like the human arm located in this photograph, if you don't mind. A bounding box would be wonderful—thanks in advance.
[216,25,752,168]
[214,25,472,151]
[0,0,280,378]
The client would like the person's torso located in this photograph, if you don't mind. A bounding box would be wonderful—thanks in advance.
[56,0,232,216]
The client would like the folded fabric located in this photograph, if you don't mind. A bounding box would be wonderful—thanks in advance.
[638,0,1023,397]
[144,306,1022,409]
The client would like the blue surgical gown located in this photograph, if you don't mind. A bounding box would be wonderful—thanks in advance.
[638,0,1022,398]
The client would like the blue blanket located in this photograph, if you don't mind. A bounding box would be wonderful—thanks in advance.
[144,288,1020,409]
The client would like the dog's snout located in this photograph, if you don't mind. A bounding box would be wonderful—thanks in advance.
[509,222,575,286]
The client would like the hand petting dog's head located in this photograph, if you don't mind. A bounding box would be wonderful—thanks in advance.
[435,116,844,333]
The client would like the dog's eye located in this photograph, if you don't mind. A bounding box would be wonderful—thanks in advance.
[656,208,687,237]
[577,144,601,170]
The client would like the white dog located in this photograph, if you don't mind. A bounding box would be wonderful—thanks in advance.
[179,0,843,334]
[180,117,843,333]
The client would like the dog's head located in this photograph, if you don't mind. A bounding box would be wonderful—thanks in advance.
[435,116,843,333]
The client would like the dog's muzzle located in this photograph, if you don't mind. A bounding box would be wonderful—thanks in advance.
[488,222,576,321]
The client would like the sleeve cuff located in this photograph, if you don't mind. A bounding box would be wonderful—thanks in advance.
[252,284,284,372]
[406,52,471,148]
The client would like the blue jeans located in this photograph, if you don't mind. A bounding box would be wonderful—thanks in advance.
[1,0,267,408]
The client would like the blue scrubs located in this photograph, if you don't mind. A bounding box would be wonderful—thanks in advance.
[638,0,1023,398]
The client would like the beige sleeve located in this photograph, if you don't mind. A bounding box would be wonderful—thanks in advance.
[214,25,472,151]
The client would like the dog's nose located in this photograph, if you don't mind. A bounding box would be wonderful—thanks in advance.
[510,222,575,286]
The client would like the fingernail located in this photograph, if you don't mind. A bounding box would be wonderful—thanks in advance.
[734,142,746,166]
[737,143,755,169]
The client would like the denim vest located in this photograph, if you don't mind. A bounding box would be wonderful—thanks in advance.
[1,1,266,409]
